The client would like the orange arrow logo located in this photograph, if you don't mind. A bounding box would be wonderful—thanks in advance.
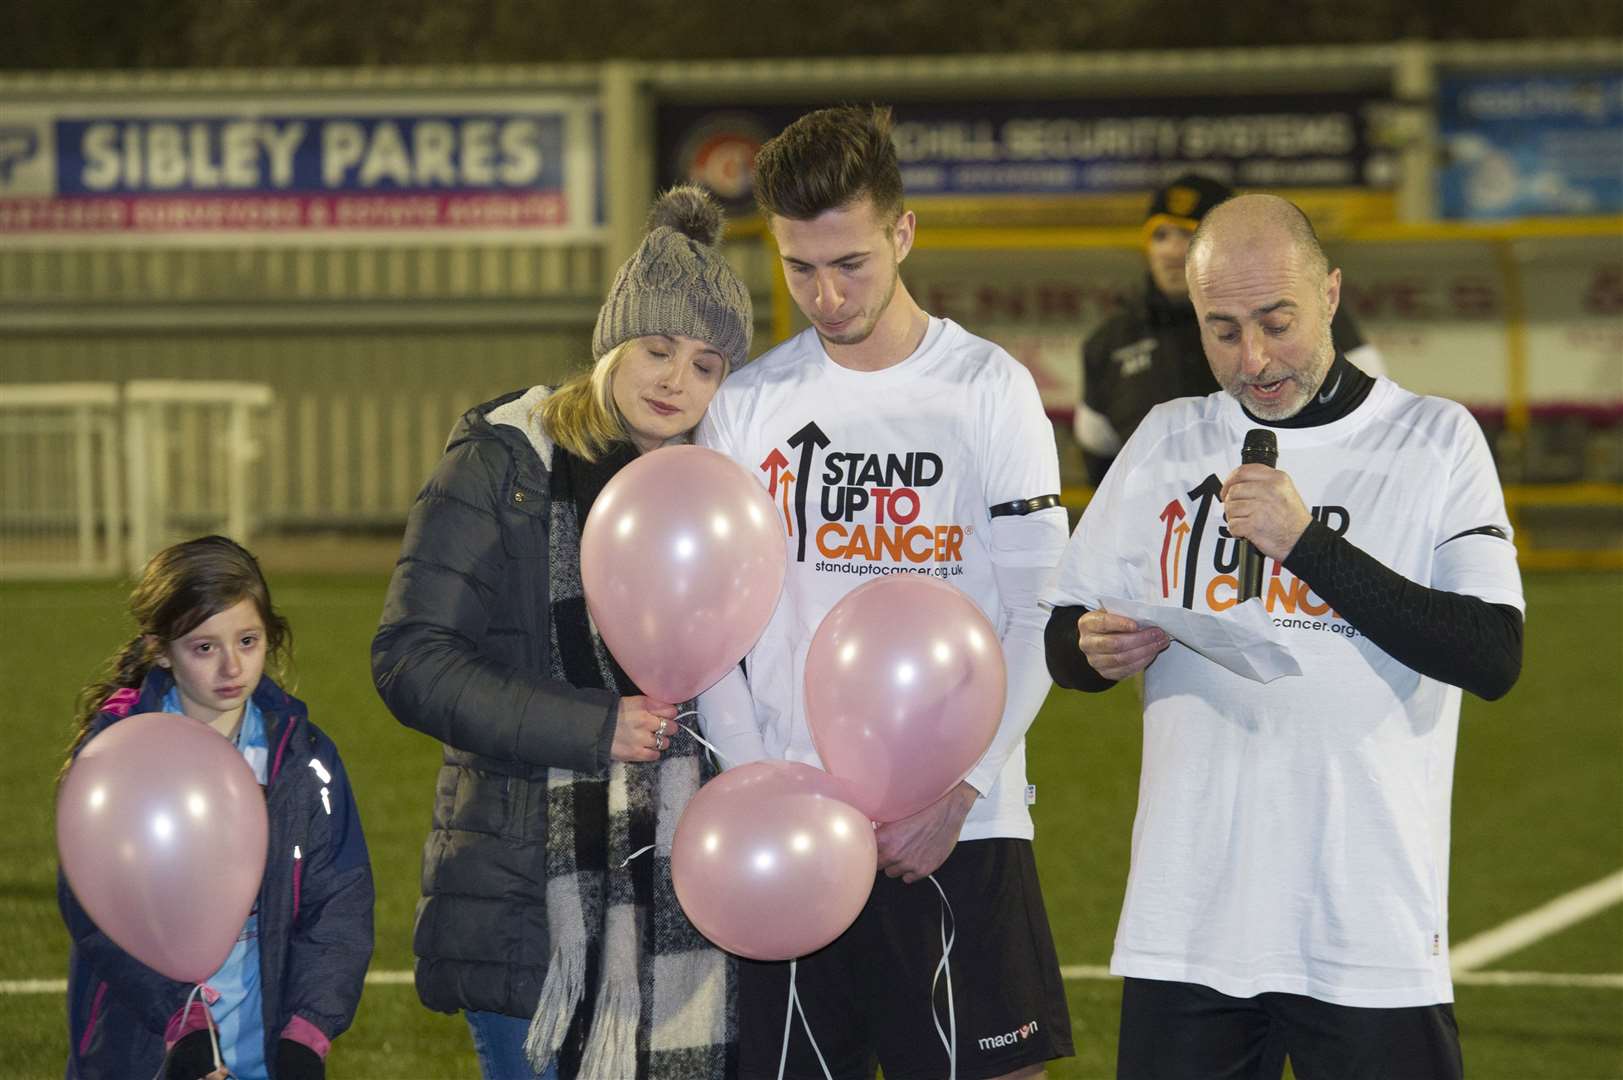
[1158,499,1187,598]
[1171,521,1190,591]
[779,469,796,536]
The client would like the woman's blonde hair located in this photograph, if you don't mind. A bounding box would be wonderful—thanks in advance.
[537,342,629,462]
[539,340,729,462]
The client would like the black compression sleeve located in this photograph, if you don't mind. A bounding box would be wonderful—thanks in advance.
[1282,519,1523,700]
[1045,604,1119,692]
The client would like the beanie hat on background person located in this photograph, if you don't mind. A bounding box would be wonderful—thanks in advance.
[1141,172,1234,242]
[592,185,754,371]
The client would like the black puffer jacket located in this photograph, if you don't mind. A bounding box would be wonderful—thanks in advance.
[372,388,618,1018]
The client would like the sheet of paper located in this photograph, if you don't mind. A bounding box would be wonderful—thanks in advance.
[1099,595,1303,684]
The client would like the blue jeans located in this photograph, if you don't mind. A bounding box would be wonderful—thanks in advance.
[465,1010,562,1080]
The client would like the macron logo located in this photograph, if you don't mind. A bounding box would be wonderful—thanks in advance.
[978,1019,1038,1051]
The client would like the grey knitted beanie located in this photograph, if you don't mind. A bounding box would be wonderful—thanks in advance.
[592,185,754,370]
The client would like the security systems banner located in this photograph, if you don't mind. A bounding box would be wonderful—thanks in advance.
[659,95,1397,214]
[0,96,604,243]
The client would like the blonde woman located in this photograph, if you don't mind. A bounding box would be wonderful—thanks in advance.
[373,186,751,1080]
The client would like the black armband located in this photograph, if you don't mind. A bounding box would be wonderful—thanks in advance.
[990,494,1062,518]
[1283,519,1523,700]
[1045,604,1119,692]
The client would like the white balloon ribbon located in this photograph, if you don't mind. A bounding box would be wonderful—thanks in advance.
[673,710,735,772]
[777,958,834,1080]
[615,844,655,869]
[768,879,957,1080]
[928,873,958,1080]
[162,982,224,1080]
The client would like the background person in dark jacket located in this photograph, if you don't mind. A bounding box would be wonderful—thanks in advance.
[61,535,374,1080]
[1074,173,1385,485]
[372,186,754,1080]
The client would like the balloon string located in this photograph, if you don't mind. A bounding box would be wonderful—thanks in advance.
[776,959,834,1080]
[776,961,794,1080]
[158,984,223,1080]
[672,711,734,772]
[614,714,725,871]
[204,991,223,1077]
[792,969,834,1080]
[928,873,958,1080]
[616,844,654,869]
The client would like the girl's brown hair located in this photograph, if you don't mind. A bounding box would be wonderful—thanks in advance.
[63,535,292,776]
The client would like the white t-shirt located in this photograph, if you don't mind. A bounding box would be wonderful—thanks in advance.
[699,317,1068,840]
[1046,379,1524,1008]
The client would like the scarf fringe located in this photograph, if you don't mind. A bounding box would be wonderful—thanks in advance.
[577,904,642,1080]
[524,940,584,1073]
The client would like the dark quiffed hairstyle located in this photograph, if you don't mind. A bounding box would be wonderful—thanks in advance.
[753,104,905,225]
[63,535,292,775]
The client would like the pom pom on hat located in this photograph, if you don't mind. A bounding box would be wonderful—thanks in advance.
[593,186,754,370]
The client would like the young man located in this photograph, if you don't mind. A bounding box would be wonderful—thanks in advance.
[1075,173,1383,485]
[696,105,1075,1079]
[1045,194,1524,1079]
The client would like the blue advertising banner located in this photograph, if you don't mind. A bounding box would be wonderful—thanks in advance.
[659,95,1395,213]
[1438,73,1623,219]
[0,96,604,242]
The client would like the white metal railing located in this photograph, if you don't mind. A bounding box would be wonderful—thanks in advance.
[122,381,274,574]
[0,382,122,578]
[0,381,274,579]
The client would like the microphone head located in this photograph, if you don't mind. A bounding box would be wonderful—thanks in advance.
[1241,428,1278,468]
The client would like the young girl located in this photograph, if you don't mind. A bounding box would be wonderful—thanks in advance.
[61,535,374,1080]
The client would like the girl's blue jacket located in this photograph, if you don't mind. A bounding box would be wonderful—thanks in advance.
[60,670,374,1080]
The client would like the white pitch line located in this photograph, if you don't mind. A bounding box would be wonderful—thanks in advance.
[364,969,413,985]
[1454,970,1623,989]
[0,973,413,996]
[1059,965,1114,980]
[1450,869,1623,973]
[0,593,379,611]
[1054,967,1623,990]
[0,979,66,994]
[8,962,1623,998]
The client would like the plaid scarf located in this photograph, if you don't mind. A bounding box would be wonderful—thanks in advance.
[523,434,736,1080]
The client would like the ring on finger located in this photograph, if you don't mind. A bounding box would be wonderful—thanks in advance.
[653,732,665,752]
[657,717,669,736]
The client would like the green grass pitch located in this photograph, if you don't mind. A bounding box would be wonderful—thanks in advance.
[2,572,1618,1079]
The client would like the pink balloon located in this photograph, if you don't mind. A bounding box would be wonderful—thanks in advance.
[56,712,269,984]
[581,444,786,703]
[804,575,1007,823]
[671,761,877,961]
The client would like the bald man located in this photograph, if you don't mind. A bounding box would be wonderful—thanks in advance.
[1073,174,1383,486]
[1043,195,1524,1080]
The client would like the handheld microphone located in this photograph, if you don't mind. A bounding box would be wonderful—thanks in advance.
[1237,428,1279,603]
